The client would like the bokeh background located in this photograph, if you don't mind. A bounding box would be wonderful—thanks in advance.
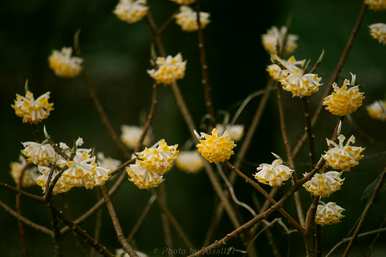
[0,0,385,256]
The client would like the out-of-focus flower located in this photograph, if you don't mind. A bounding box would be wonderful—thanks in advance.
[48,47,82,78]
[323,74,364,116]
[121,125,152,149]
[114,0,148,24]
[148,54,186,85]
[10,156,38,187]
[136,139,178,175]
[21,142,59,166]
[116,249,148,257]
[303,171,344,197]
[367,100,386,121]
[176,151,204,173]
[215,124,244,141]
[196,129,236,163]
[126,163,164,189]
[315,202,345,225]
[364,0,386,11]
[12,91,54,124]
[169,0,195,5]
[269,56,322,97]
[262,26,298,55]
[254,156,293,187]
[369,23,386,45]
[175,6,210,32]
[323,134,364,171]
[97,153,122,172]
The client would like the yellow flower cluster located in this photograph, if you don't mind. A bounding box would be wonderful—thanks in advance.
[323,74,364,116]
[369,23,386,45]
[364,0,386,11]
[126,139,178,189]
[176,151,204,173]
[21,142,59,166]
[367,100,386,121]
[254,157,293,187]
[196,129,236,163]
[261,26,298,55]
[215,124,244,141]
[148,54,187,85]
[303,171,344,197]
[323,134,364,171]
[120,125,152,149]
[315,202,345,225]
[175,6,210,32]
[268,56,322,97]
[113,0,148,24]
[12,91,54,124]
[48,47,83,78]
[10,156,38,187]
[169,0,195,5]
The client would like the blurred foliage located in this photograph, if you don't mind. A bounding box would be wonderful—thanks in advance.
[0,0,385,256]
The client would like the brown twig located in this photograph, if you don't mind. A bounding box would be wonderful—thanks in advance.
[90,192,103,257]
[0,182,44,202]
[100,185,139,257]
[341,168,386,257]
[291,3,367,158]
[157,184,174,256]
[16,165,29,257]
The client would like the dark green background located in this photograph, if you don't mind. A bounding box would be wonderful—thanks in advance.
[0,0,385,256]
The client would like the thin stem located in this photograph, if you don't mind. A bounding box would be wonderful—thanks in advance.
[157,185,174,256]
[341,168,386,257]
[0,182,44,202]
[138,84,158,151]
[100,186,139,257]
[90,192,103,257]
[291,3,367,158]
[16,166,28,257]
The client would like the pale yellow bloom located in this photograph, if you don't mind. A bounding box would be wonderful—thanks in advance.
[136,139,178,175]
[126,163,164,189]
[10,156,38,187]
[148,54,186,85]
[254,157,293,187]
[262,26,298,55]
[175,6,210,32]
[35,166,74,194]
[97,153,121,171]
[215,124,244,141]
[316,202,345,225]
[266,64,288,81]
[364,0,386,11]
[21,142,59,166]
[367,100,386,121]
[48,47,82,78]
[176,151,204,173]
[12,91,54,124]
[120,125,152,149]
[369,23,386,45]
[169,0,195,5]
[323,74,364,116]
[114,0,148,24]
[271,56,322,97]
[323,134,364,171]
[303,171,344,197]
[196,129,236,163]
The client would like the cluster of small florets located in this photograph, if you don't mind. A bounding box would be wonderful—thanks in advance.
[369,23,386,45]
[254,156,293,187]
[315,202,345,225]
[12,90,54,124]
[121,125,152,149]
[268,56,322,97]
[48,47,83,78]
[176,150,204,173]
[261,26,298,55]
[364,0,386,11]
[175,6,210,32]
[9,156,38,187]
[215,124,244,141]
[323,74,364,116]
[367,100,386,121]
[126,139,178,189]
[113,0,148,24]
[196,129,236,163]
[148,54,187,85]
[323,134,365,171]
[169,0,195,5]
[303,171,344,197]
